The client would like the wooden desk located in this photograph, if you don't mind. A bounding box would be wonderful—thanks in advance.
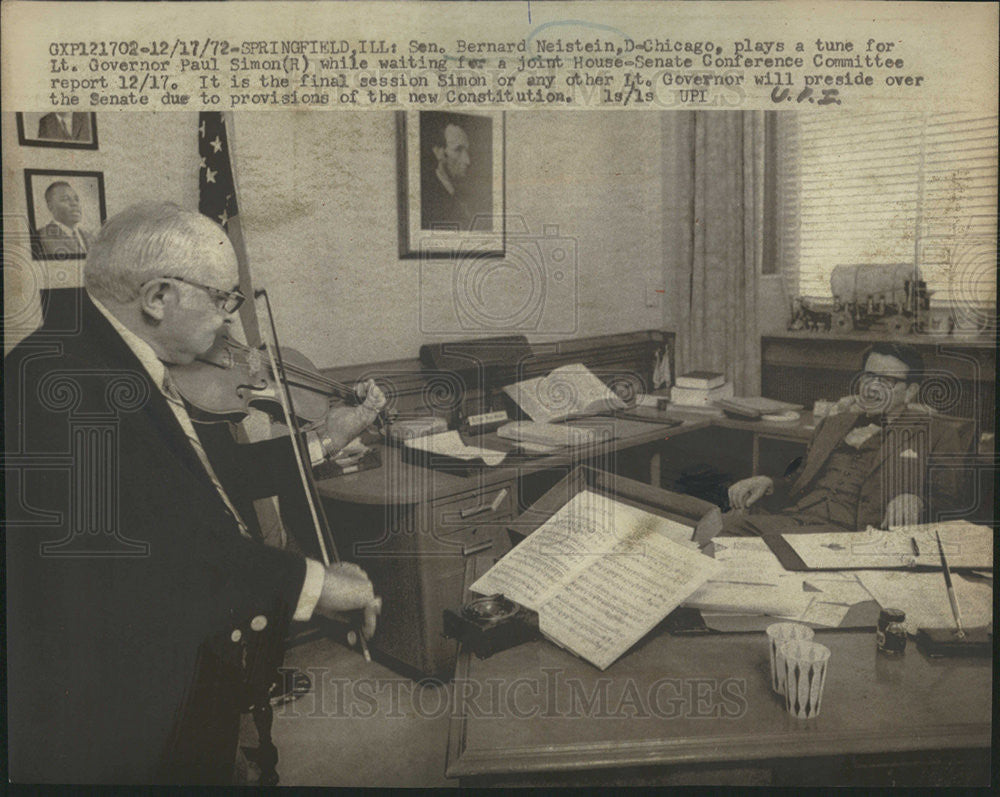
[445,625,992,786]
[315,416,711,677]
[313,408,980,680]
[313,412,828,678]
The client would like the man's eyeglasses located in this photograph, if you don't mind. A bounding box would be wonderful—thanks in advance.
[159,276,246,314]
[856,370,908,388]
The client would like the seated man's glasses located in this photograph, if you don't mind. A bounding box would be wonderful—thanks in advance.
[856,370,908,389]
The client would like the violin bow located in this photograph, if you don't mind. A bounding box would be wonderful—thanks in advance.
[256,288,339,567]
[212,109,338,566]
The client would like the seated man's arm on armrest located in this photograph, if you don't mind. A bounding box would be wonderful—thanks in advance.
[925,415,977,521]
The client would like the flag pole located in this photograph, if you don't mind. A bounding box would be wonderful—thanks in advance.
[220,112,262,346]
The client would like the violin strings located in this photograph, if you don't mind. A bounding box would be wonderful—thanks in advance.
[226,337,356,397]
[276,361,354,397]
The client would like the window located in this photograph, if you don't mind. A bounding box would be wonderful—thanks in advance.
[776,112,997,321]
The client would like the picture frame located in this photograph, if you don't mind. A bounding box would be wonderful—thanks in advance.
[17,112,99,149]
[397,110,505,259]
[25,168,107,261]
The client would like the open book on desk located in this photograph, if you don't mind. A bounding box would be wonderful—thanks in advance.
[471,489,722,670]
[503,363,626,424]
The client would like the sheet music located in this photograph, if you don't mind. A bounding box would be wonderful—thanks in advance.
[539,528,721,670]
[470,490,628,609]
[472,489,718,667]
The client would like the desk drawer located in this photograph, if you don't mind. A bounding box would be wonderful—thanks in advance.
[434,522,510,556]
[432,482,515,532]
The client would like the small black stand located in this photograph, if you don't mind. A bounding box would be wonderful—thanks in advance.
[915,626,991,657]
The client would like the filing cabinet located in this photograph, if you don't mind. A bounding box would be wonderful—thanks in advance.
[321,475,516,678]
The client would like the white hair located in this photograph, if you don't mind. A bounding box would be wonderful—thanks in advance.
[84,202,235,303]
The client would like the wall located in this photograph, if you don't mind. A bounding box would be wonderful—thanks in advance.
[3,110,670,364]
[2,111,199,350]
[233,111,668,367]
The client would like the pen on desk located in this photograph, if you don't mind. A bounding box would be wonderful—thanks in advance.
[346,628,373,663]
[910,537,920,557]
[935,531,965,639]
[357,628,372,663]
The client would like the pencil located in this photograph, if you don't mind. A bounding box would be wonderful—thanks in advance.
[357,629,372,663]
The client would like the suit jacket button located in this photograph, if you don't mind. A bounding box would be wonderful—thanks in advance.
[251,615,268,632]
[231,629,243,643]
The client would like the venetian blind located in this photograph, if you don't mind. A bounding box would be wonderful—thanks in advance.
[777,112,997,319]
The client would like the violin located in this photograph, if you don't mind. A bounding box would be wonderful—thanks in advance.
[168,334,378,428]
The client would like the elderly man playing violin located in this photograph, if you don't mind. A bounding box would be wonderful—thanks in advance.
[5,202,385,785]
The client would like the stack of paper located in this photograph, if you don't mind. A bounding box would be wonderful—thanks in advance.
[685,537,872,628]
[686,538,812,619]
[670,382,734,407]
[403,430,506,467]
[496,420,597,448]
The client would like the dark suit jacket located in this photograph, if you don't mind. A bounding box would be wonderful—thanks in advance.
[776,409,975,529]
[421,170,472,231]
[38,112,92,141]
[38,221,93,257]
[5,289,311,783]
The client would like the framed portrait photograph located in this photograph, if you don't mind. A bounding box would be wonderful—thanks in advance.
[17,112,99,149]
[397,110,505,258]
[25,169,107,260]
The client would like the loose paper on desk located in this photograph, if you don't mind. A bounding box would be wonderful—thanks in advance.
[687,538,813,618]
[782,521,992,570]
[857,570,993,635]
[688,538,870,626]
[403,430,506,466]
[503,363,626,424]
[471,490,720,670]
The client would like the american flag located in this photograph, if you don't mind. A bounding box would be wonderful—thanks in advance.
[196,111,258,341]
[198,112,239,229]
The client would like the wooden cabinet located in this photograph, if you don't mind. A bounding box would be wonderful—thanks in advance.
[322,477,515,679]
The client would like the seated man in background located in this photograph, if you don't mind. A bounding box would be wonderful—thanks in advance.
[725,343,974,536]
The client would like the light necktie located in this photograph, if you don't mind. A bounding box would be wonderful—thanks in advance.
[161,371,251,538]
[75,228,87,253]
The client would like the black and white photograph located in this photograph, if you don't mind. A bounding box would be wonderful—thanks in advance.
[17,111,99,149]
[1,1,997,790]
[24,168,106,260]
[398,110,505,257]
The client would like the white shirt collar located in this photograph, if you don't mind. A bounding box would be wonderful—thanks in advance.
[50,219,81,237]
[435,165,456,196]
[89,294,167,390]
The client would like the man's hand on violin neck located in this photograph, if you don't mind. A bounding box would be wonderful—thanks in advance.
[315,562,382,638]
[356,379,387,415]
